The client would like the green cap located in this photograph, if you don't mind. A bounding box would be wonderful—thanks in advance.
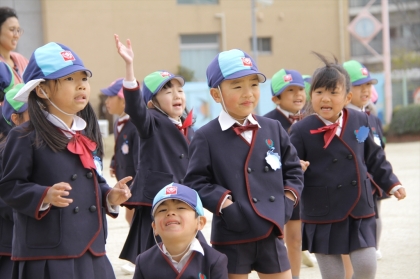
[343,60,377,86]
[271,69,304,96]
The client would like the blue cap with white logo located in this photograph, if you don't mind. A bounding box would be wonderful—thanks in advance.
[13,42,92,102]
[206,49,266,88]
[152,183,204,217]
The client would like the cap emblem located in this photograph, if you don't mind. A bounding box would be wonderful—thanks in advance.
[283,74,293,82]
[361,68,369,76]
[241,57,252,67]
[60,51,75,62]
[165,186,177,195]
[160,71,171,78]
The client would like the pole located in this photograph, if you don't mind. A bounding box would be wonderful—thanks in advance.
[382,0,393,124]
[251,0,258,64]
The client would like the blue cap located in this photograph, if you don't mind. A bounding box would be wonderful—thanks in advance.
[2,83,28,126]
[152,183,204,217]
[13,42,92,102]
[101,78,124,98]
[142,71,184,104]
[271,69,305,96]
[0,62,14,93]
[206,49,266,88]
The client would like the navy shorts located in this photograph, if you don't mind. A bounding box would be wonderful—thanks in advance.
[213,232,290,274]
[289,202,300,221]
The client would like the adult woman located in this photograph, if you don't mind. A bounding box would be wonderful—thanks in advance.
[0,7,28,83]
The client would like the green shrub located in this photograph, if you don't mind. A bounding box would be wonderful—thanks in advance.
[388,104,420,135]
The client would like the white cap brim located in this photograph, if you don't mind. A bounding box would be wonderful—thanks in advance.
[13,79,45,103]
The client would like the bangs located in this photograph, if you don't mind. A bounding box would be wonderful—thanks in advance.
[310,66,350,94]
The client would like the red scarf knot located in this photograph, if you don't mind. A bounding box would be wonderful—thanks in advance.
[288,114,302,122]
[67,132,97,169]
[232,123,259,135]
[176,109,193,136]
[310,122,339,149]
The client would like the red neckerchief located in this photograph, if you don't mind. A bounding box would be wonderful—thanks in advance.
[67,131,97,169]
[288,114,302,122]
[176,109,193,137]
[232,123,259,135]
[310,122,339,149]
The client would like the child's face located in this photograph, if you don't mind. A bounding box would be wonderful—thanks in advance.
[42,71,90,115]
[212,74,260,120]
[105,95,125,115]
[350,82,372,109]
[152,199,205,243]
[311,84,352,123]
[154,79,186,120]
[271,85,306,113]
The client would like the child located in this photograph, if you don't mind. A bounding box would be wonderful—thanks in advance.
[343,60,388,261]
[114,35,202,265]
[0,42,132,279]
[134,183,228,278]
[263,69,312,279]
[101,78,140,224]
[289,53,406,279]
[0,61,15,139]
[183,49,304,279]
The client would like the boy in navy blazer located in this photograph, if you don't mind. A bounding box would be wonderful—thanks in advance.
[133,183,228,279]
[184,49,304,278]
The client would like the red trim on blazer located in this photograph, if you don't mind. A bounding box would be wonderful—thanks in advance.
[122,201,152,208]
[123,83,140,91]
[243,129,284,238]
[367,173,382,197]
[176,251,197,279]
[0,252,11,256]
[276,108,293,124]
[349,212,376,219]
[35,187,51,220]
[160,244,180,274]
[386,182,402,196]
[87,172,106,256]
[216,190,232,217]
[284,186,300,206]
[211,226,274,245]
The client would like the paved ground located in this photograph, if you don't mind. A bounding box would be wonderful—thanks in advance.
[101,136,420,279]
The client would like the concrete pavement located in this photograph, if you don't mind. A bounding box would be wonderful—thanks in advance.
[102,137,420,279]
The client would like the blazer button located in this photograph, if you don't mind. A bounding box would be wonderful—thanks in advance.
[252,198,258,203]
[247,167,252,173]
[179,179,184,183]
[351,180,357,186]
[332,159,338,163]
[347,154,353,160]
[89,205,97,212]
[86,172,93,179]
[71,174,77,180]
[179,154,184,159]
[73,206,79,213]
[269,196,275,202]
[264,166,269,172]
[337,184,342,188]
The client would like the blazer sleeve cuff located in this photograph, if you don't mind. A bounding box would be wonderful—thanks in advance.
[104,189,119,218]
[35,187,51,220]
[284,186,299,206]
[215,190,231,216]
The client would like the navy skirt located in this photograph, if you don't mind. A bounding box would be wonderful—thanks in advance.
[12,251,115,279]
[302,216,376,255]
[0,255,13,279]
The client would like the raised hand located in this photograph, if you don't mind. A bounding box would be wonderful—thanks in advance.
[114,34,134,65]
[108,176,133,206]
[44,182,73,207]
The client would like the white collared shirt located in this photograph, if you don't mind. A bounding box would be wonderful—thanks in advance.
[117,114,130,133]
[218,110,261,144]
[315,111,344,137]
[276,106,301,123]
[162,238,204,272]
[346,103,367,112]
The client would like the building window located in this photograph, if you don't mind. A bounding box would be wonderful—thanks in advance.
[178,0,218,4]
[180,34,219,81]
[250,37,272,54]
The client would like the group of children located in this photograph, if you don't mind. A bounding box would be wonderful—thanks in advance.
[0,35,406,279]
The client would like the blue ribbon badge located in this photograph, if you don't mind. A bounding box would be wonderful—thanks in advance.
[354,126,369,143]
[265,139,281,171]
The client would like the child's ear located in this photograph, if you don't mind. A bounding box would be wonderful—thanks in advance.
[271,95,281,105]
[35,86,49,100]
[344,92,353,106]
[10,113,19,126]
[151,221,158,235]
[197,216,207,230]
[210,88,222,104]
[146,100,155,109]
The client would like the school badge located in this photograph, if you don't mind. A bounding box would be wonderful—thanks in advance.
[354,126,369,143]
[371,127,382,146]
[121,135,129,154]
[198,273,207,279]
[265,139,281,171]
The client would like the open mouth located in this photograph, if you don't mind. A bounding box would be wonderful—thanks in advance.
[321,106,332,111]
[165,221,180,226]
[75,94,87,102]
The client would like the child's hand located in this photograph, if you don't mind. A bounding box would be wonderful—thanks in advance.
[221,198,233,209]
[300,160,310,172]
[108,176,132,206]
[44,183,73,207]
[114,34,134,65]
[393,187,406,201]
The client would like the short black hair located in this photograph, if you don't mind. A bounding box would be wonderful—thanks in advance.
[0,7,18,28]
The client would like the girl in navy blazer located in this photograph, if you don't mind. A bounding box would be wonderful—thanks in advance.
[289,53,406,279]
[114,35,198,264]
[0,42,132,279]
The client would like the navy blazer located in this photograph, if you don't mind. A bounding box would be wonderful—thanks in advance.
[263,108,293,132]
[289,109,400,224]
[123,85,194,207]
[0,123,117,260]
[184,116,303,245]
[134,241,228,279]
[111,119,140,185]
[0,141,12,256]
